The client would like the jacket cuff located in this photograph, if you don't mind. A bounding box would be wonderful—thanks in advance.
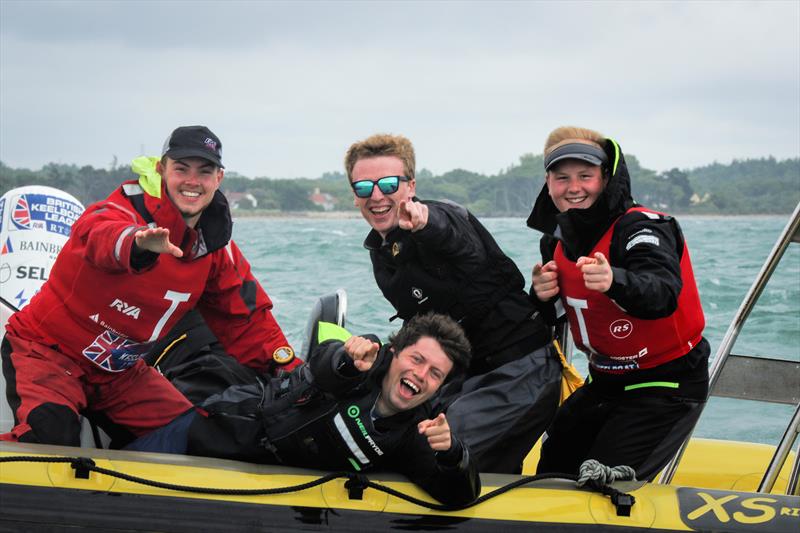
[435,435,466,469]
[310,341,365,394]
[124,225,159,272]
[413,202,445,240]
[130,240,159,272]
[605,266,628,303]
[530,291,559,326]
[334,348,361,378]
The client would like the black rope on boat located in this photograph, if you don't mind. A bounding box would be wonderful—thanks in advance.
[357,471,580,512]
[0,455,346,496]
[0,455,636,513]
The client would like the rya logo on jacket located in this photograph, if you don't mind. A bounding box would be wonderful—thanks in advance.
[109,299,141,319]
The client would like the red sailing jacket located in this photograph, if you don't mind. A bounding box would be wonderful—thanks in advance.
[554,207,704,373]
[7,180,299,375]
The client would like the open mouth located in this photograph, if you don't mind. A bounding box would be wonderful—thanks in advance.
[565,196,587,204]
[370,205,392,215]
[400,378,420,396]
[181,191,201,198]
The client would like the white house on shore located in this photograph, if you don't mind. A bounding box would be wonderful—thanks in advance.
[224,191,258,209]
[308,187,337,211]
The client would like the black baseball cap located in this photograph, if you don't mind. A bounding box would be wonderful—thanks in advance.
[544,141,607,171]
[161,125,224,168]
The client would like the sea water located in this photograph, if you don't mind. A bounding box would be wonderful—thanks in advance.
[233,214,800,446]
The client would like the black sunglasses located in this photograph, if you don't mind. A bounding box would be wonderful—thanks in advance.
[351,175,410,198]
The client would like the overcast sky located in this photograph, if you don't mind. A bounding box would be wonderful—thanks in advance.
[1,0,798,179]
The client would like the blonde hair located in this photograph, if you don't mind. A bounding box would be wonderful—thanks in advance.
[344,133,416,182]
[544,126,605,157]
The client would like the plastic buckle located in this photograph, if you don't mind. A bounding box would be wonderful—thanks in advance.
[71,457,96,479]
[611,492,635,517]
[345,473,369,500]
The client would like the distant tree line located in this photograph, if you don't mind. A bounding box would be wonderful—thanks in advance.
[1,154,798,215]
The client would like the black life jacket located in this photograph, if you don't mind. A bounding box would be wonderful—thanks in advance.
[375,200,525,332]
[186,363,325,464]
[188,338,422,472]
[263,386,417,472]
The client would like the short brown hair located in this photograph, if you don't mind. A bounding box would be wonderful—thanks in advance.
[544,126,605,157]
[344,133,416,182]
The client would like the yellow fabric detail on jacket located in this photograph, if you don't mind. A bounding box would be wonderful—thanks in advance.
[131,156,162,198]
[317,322,353,343]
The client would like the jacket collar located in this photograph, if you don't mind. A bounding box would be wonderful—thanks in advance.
[363,224,408,251]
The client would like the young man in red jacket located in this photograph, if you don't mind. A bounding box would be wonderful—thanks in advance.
[1,125,299,446]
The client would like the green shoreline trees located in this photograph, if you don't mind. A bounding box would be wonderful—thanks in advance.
[2,155,798,215]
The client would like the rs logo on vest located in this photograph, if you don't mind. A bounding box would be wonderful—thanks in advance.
[609,319,633,339]
[109,299,141,319]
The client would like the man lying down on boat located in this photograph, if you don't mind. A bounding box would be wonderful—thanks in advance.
[128,312,481,506]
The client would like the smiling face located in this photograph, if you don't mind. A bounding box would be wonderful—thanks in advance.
[546,159,607,212]
[350,155,416,238]
[158,157,224,227]
[377,336,453,417]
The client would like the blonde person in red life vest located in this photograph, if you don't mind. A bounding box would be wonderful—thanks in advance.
[527,126,709,481]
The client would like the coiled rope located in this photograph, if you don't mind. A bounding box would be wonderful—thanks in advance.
[577,459,637,488]
[576,459,637,516]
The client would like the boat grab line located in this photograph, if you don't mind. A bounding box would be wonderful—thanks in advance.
[0,454,635,515]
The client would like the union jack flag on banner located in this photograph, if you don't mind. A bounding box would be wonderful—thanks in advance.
[12,195,31,230]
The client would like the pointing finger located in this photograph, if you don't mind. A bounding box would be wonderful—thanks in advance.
[543,260,558,272]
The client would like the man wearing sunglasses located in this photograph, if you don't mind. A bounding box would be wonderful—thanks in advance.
[343,133,561,473]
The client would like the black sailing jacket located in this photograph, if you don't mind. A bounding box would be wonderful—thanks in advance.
[366,199,550,370]
[187,340,480,506]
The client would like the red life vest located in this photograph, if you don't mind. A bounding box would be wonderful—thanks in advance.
[554,207,704,373]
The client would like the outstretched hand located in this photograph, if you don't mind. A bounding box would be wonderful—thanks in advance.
[134,227,183,258]
[343,336,380,372]
[576,252,613,292]
[417,413,452,451]
[398,200,428,232]
[532,260,559,301]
